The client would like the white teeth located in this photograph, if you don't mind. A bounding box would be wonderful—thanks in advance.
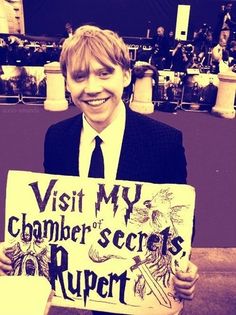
[86,98,107,106]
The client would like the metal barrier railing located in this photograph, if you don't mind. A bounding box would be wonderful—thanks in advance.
[0,66,235,110]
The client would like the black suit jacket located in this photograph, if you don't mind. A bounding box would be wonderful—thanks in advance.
[44,108,187,184]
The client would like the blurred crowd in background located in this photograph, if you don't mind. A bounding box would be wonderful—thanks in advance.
[0,2,235,108]
[0,21,236,72]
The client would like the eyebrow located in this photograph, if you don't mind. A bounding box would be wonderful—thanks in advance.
[70,69,88,80]
[94,65,115,73]
[70,65,115,78]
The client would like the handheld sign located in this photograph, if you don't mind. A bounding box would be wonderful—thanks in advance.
[4,170,195,315]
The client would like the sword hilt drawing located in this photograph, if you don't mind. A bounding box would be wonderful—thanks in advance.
[130,255,149,272]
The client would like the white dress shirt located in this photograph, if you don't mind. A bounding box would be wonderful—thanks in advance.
[79,102,126,180]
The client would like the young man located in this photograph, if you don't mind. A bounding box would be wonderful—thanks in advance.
[0,25,198,314]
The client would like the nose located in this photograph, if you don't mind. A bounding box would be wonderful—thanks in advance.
[84,74,103,94]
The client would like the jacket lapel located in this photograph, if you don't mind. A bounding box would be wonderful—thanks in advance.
[66,114,83,176]
[116,109,142,181]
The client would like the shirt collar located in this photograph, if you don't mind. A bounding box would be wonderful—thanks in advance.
[82,115,97,145]
[82,101,126,143]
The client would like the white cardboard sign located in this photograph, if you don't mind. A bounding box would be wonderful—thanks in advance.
[5,170,195,315]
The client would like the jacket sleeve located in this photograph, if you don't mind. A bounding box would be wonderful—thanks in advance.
[161,129,188,185]
[43,125,55,174]
[43,124,65,175]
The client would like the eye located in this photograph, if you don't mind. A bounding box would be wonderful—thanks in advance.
[99,71,111,78]
[71,71,87,82]
[74,74,86,82]
[98,68,114,79]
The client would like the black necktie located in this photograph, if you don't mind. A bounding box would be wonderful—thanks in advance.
[88,136,104,178]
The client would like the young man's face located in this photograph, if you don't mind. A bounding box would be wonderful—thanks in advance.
[66,58,131,132]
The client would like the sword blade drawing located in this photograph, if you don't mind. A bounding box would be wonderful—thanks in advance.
[131,255,171,308]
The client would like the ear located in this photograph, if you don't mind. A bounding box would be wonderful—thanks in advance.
[66,79,71,93]
[123,69,131,87]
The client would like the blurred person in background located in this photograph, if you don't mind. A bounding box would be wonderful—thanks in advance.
[214,1,236,46]
[151,26,169,69]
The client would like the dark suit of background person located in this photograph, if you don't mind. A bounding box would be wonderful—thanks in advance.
[60,22,75,45]
[214,2,236,45]
[151,27,170,70]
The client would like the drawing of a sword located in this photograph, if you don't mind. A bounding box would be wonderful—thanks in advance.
[130,255,171,309]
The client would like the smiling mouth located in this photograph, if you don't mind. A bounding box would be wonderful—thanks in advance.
[84,97,110,106]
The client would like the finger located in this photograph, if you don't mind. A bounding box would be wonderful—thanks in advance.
[186,261,198,273]
[177,292,195,301]
[0,253,12,265]
[0,260,13,272]
[0,268,9,276]
[175,272,198,282]
[175,285,196,300]
[175,283,196,295]
[175,262,199,282]
[174,273,199,288]
[0,256,12,265]
[0,250,13,273]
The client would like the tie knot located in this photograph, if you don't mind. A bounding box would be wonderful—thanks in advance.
[95,136,102,146]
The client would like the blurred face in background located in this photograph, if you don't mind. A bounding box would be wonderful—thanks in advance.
[225,3,232,12]
[157,27,165,37]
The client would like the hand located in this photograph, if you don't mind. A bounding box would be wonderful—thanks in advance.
[173,261,199,300]
[0,243,13,276]
[177,42,182,49]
